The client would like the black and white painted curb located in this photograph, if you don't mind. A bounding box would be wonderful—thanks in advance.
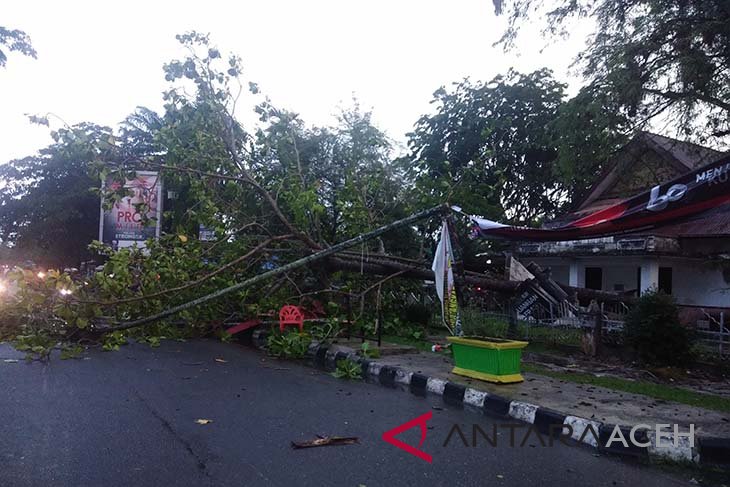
[251,329,730,467]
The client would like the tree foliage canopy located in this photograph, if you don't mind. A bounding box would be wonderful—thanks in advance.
[0,17,722,352]
[0,123,112,267]
[498,0,730,143]
[0,26,36,68]
[409,69,628,222]
[0,32,433,350]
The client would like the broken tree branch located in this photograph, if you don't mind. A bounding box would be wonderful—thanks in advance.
[93,204,449,332]
[77,235,294,307]
[328,253,634,304]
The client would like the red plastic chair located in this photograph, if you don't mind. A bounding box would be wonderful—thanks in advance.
[279,305,304,333]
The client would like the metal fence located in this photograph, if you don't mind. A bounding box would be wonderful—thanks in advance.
[459,299,729,359]
[694,310,729,357]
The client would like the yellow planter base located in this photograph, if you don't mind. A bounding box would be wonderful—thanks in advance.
[451,366,524,384]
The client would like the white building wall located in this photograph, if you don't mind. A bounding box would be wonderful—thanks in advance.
[669,259,730,307]
[639,260,659,295]
[603,264,638,293]
[568,262,579,287]
[520,255,730,307]
[548,265,570,286]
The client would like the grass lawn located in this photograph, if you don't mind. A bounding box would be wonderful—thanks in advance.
[381,334,440,352]
[522,362,730,414]
[381,331,730,415]
[383,333,570,356]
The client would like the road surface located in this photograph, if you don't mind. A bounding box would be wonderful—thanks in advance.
[0,339,695,486]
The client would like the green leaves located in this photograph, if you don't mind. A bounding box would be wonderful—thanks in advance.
[409,67,632,223]
[0,123,113,267]
[0,26,37,68]
[360,341,380,359]
[497,0,730,142]
[624,290,694,366]
[266,330,312,359]
[102,331,127,352]
[60,344,84,360]
[12,333,55,361]
[332,359,362,380]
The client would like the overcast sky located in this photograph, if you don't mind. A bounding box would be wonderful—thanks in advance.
[2,0,591,163]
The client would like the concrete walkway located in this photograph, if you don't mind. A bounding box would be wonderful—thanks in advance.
[368,349,730,439]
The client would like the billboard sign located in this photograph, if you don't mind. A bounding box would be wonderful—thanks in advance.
[99,171,163,249]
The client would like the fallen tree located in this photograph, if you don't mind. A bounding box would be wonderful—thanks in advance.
[0,33,632,357]
[93,205,449,332]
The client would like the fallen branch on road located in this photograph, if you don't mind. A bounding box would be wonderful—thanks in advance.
[291,435,359,449]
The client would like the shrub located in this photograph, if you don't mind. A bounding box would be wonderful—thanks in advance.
[308,317,341,343]
[360,341,381,359]
[624,290,694,366]
[266,330,311,359]
[400,303,431,326]
[332,358,362,380]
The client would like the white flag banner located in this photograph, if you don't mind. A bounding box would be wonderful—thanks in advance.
[431,221,461,335]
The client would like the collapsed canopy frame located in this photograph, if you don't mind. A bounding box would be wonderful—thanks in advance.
[471,155,730,242]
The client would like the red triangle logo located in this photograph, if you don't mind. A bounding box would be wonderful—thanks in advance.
[382,411,433,463]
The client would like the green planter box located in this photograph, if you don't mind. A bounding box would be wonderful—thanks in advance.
[446,336,528,384]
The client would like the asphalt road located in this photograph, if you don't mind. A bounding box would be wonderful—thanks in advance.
[0,339,694,487]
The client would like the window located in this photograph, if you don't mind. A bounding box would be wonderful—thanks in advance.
[585,267,603,290]
[658,267,673,295]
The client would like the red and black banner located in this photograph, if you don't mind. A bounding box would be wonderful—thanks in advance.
[472,154,730,241]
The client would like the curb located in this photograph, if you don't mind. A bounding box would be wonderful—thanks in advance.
[250,329,730,467]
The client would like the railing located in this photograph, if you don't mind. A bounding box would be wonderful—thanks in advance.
[696,310,728,357]
[461,290,729,358]
[601,300,631,320]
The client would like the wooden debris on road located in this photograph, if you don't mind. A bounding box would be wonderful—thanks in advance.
[291,435,359,449]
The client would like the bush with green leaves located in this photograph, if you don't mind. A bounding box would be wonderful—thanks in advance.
[373,316,426,341]
[400,303,431,326]
[0,234,252,355]
[624,290,694,366]
[360,341,380,359]
[60,344,84,360]
[102,331,128,351]
[308,317,341,344]
[266,330,311,359]
[13,332,56,361]
[332,358,362,380]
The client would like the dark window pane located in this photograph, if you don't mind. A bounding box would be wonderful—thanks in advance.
[585,267,603,290]
[658,267,672,295]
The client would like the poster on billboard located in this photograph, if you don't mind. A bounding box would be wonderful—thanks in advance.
[98,171,163,249]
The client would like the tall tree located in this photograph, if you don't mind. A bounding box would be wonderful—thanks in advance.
[497,0,730,143]
[0,123,112,267]
[549,84,630,205]
[409,69,568,224]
